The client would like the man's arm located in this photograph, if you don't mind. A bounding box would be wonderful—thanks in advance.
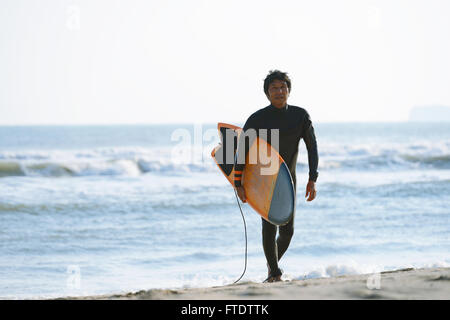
[234,116,257,187]
[234,116,258,202]
[304,125,319,182]
[302,112,319,201]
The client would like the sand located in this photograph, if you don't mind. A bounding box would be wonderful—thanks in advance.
[63,267,450,300]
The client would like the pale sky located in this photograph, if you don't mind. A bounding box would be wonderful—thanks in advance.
[1,0,450,125]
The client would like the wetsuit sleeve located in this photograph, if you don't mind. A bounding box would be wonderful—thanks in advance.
[302,112,319,182]
[234,116,257,187]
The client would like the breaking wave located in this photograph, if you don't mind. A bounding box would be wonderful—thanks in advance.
[1,141,450,178]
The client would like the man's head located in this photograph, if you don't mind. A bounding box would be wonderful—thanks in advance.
[263,70,291,108]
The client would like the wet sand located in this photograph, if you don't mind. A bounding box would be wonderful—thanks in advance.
[63,267,450,300]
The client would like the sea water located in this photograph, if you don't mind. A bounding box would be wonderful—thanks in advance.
[0,122,449,299]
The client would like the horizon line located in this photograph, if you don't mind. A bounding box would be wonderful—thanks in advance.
[2,120,448,127]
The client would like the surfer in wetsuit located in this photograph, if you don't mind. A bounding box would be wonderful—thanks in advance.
[234,70,319,282]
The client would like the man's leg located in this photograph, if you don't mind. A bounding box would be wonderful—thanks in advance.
[277,176,296,262]
[276,215,294,261]
[261,218,282,278]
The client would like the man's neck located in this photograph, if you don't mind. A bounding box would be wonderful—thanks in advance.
[271,103,288,109]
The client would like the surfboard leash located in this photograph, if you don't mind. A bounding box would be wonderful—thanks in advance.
[232,188,247,284]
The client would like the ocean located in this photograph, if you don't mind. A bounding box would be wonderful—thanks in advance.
[0,122,449,299]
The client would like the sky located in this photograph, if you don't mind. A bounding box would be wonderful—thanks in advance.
[1,0,450,125]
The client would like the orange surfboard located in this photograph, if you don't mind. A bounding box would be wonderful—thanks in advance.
[211,123,295,226]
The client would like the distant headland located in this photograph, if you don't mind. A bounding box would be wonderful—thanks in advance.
[409,106,450,122]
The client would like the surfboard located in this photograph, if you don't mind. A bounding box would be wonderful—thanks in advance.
[211,123,295,226]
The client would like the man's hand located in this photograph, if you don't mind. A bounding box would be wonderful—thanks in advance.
[236,186,246,203]
[305,180,316,202]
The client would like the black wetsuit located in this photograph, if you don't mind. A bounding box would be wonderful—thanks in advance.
[234,104,319,278]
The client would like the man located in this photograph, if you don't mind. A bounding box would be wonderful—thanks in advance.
[234,70,319,282]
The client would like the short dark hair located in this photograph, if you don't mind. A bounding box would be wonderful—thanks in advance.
[263,70,291,96]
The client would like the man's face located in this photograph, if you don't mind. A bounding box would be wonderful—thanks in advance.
[267,79,290,108]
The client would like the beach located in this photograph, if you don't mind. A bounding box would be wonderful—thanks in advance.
[64,267,450,300]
